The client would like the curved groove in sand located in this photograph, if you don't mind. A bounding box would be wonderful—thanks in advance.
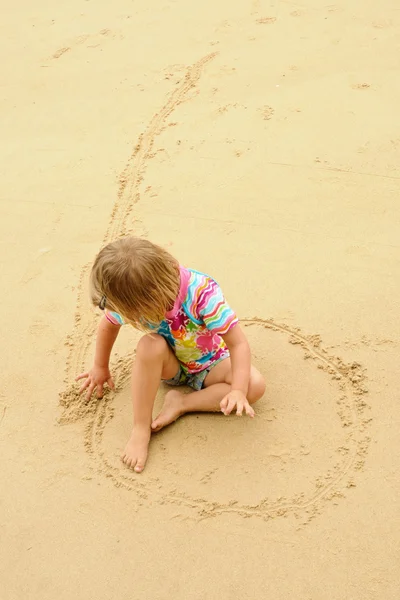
[86,319,370,522]
[59,52,371,522]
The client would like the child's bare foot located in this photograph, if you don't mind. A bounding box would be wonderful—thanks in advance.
[151,390,185,432]
[121,426,151,473]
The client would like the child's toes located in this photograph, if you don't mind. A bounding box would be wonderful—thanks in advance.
[134,457,146,473]
[122,454,134,468]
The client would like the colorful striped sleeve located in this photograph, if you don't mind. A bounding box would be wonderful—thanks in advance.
[105,310,125,326]
[197,277,238,335]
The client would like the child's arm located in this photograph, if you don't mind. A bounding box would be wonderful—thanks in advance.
[76,315,121,399]
[93,315,121,368]
[222,324,251,394]
[220,324,254,417]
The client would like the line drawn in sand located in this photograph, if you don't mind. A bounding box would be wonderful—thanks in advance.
[59,52,371,522]
[60,51,219,424]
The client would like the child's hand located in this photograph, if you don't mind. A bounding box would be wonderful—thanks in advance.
[220,390,255,417]
[76,365,115,400]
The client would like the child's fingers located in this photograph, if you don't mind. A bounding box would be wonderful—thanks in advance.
[76,372,88,382]
[107,377,115,390]
[245,402,255,418]
[225,397,237,416]
[79,379,90,394]
[97,383,104,399]
[85,383,96,400]
[236,402,244,417]
[220,396,229,413]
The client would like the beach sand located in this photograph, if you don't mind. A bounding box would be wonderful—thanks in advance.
[1,1,400,598]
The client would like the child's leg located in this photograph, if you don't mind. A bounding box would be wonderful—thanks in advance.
[122,334,179,472]
[151,360,265,432]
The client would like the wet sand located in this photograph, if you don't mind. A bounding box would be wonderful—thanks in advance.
[1,1,400,598]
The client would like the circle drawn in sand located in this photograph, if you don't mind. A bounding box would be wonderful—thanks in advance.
[58,54,370,522]
[62,318,371,523]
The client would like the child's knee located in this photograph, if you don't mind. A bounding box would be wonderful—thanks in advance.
[136,334,168,361]
[248,371,266,404]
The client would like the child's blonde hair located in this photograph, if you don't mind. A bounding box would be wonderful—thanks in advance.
[90,237,180,328]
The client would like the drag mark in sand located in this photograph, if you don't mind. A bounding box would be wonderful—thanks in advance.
[59,54,218,439]
[62,316,371,524]
[106,52,218,243]
[91,320,370,523]
[0,405,6,427]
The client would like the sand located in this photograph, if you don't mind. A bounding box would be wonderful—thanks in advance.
[1,1,400,598]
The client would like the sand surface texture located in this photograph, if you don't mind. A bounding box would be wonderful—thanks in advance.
[1,1,400,599]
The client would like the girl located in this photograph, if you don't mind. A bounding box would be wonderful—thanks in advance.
[77,237,265,473]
